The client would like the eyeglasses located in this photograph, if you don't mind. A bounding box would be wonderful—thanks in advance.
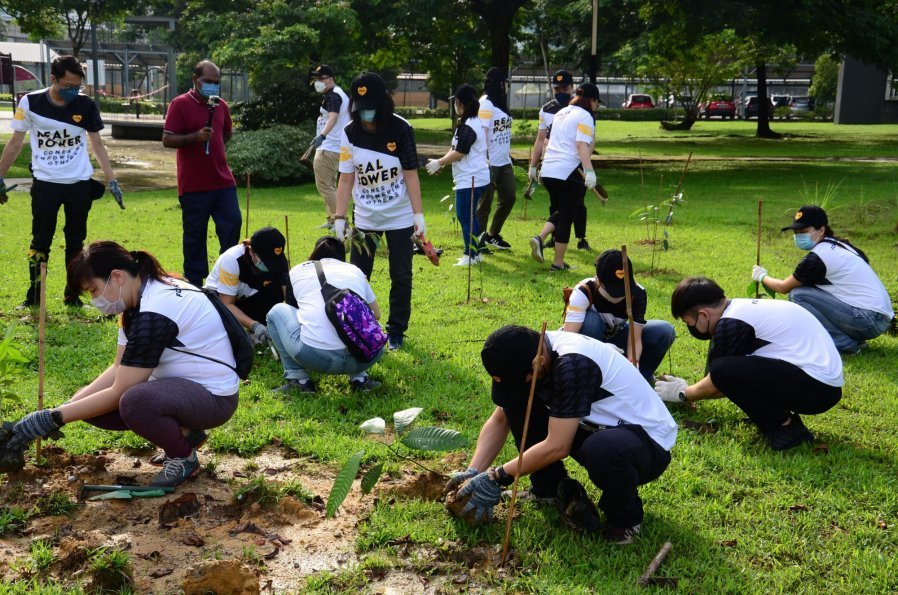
[58,83,84,92]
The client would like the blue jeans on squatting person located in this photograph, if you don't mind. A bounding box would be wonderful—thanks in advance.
[579,310,676,383]
[266,303,385,383]
[455,184,489,257]
[789,285,893,354]
[179,185,242,287]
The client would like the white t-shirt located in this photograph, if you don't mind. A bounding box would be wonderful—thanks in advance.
[316,85,351,153]
[540,104,595,180]
[289,259,378,351]
[478,96,512,167]
[116,278,240,396]
[711,299,843,387]
[792,239,894,317]
[204,244,259,299]
[451,116,490,189]
[543,331,678,451]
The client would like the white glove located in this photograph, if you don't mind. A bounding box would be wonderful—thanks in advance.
[250,322,270,345]
[528,165,538,182]
[752,265,768,282]
[584,170,597,189]
[654,375,688,403]
[412,213,426,238]
[334,218,348,241]
[425,159,442,175]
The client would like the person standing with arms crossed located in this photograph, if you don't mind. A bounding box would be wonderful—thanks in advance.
[162,60,241,288]
[0,55,123,309]
[310,65,351,229]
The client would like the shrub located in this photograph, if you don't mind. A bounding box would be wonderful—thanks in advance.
[97,97,164,116]
[226,126,315,186]
[596,107,676,121]
[0,93,12,102]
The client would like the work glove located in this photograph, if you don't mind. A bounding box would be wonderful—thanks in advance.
[412,213,426,238]
[0,177,7,205]
[334,218,349,241]
[109,180,125,209]
[583,170,597,190]
[0,409,65,473]
[250,322,270,345]
[443,466,479,495]
[528,165,538,182]
[313,134,326,148]
[458,471,502,524]
[751,265,768,283]
[425,159,442,175]
[654,374,689,403]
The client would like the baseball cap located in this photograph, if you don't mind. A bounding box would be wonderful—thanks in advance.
[552,69,573,88]
[310,64,335,79]
[595,249,635,299]
[481,325,540,407]
[576,82,602,103]
[350,72,386,112]
[249,227,289,274]
[485,67,507,82]
[781,205,828,231]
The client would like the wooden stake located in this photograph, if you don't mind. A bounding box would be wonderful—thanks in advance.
[466,176,475,304]
[637,541,673,587]
[245,173,251,238]
[501,321,548,567]
[621,245,638,367]
[36,262,47,459]
[755,200,763,299]
[284,214,291,266]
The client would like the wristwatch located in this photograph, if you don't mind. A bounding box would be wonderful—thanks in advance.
[489,465,514,487]
[677,390,688,403]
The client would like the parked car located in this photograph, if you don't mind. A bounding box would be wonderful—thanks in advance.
[699,95,736,119]
[622,94,655,109]
[789,96,815,115]
[743,96,775,119]
[771,95,792,109]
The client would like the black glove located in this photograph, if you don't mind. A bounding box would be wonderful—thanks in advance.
[313,134,326,148]
[109,180,125,209]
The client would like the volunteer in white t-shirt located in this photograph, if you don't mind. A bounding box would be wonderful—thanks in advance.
[310,64,351,228]
[751,205,894,354]
[476,67,516,251]
[529,83,601,271]
[655,277,843,451]
[334,72,425,352]
[266,237,384,393]
[444,326,677,545]
[426,84,490,266]
[0,241,240,488]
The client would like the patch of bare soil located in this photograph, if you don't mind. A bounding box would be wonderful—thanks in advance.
[102,138,178,192]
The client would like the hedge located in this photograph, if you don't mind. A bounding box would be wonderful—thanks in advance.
[226,125,315,186]
[97,97,164,115]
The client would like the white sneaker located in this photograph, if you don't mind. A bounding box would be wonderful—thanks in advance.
[454,254,482,266]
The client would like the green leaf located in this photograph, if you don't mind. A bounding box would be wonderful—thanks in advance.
[360,463,384,495]
[326,450,363,518]
[400,427,466,451]
[662,239,669,251]
[745,281,759,298]
[359,417,386,435]
[393,407,423,434]
[764,284,777,299]
[630,206,647,218]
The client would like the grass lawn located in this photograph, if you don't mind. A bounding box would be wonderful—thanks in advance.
[0,142,897,591]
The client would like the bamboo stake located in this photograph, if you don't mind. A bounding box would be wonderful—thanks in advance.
[36,262,47,459]
[637,541,673,587]
[755,200,763,299]
[621,246,638,367]
[466,176,475,304]
[245,173,251,238]
[284,214,291,266]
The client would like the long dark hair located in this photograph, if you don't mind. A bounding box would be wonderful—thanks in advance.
[483,78,509,114]
[821,226,869,263]
[67,240,173,294]
[569,94,593,114]
[454,84,480,126]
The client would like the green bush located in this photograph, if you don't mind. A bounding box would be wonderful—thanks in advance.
[97,96,164,115]
[0,93,11,102]
[395,106,450,119]
[226,126,315,186]
[596,107,676,121]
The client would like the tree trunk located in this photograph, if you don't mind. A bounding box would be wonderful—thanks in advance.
[467,0,526,72]
[754,61,779,138]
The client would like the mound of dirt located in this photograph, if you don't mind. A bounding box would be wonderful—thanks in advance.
[182,559,259,595]
[381,471,447,502]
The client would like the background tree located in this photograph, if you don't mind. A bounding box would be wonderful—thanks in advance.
[809,54,839,106]
[465,0,527,73]
[5,0,132,57]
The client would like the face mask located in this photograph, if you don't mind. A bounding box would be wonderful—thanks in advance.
[91,274,126,316]
[199,82,220,98]
[359,109,376,123]
[794,233,816,251]
[254,255,269,273]
[314,80,327,93]
[597,284,625,304]
[554,92,571,107]
[687,313,713,341]
[58,86,80,104]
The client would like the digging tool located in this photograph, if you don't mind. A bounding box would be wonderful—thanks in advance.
[79,484,176,499]
[412,233,440,266]
[621,246,638,368]
[755,200,763,299]
[244,173,251,238]
[577,169,608,204]
[638,541,673,588]
[87,489,168,501]
[36,262,47,459]
[500,321,548,567]
[300,139,317,164]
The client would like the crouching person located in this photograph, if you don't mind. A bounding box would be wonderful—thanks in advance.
[0,241,240,487]
[267,237,384,394]
[445,325,677,544]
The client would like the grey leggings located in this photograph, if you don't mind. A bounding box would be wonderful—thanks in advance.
[84,377,238,458]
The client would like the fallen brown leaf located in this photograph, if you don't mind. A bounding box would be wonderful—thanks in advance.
[789,504,809,512]
[149,568,173,578]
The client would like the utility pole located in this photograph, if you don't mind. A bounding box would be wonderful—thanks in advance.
[588,0,598,82]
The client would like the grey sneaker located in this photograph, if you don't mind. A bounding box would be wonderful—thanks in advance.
[150,429,208,466]
[273,379,316,393]
[149,450,201,488]
[350,377,382,392]
[603,523,641,545]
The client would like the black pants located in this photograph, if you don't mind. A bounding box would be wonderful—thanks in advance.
[27,179,93,303]
[710,356,842,432]
[543,174,586,243]
[179,186,242,287]
[350,225,413,338]
[234,281,285,324]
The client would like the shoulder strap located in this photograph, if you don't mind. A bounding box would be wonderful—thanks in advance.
[580,280,595,306]
[164,286,239,374]
[314,260,327,288]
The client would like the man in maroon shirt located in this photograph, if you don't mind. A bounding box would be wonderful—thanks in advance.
[162,60,241,287]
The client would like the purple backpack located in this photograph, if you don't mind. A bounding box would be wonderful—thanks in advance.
[314,261,387,362]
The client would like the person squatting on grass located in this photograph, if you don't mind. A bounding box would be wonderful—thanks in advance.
[267,237,384,394]
[751,205,894,355]
[204,227,294,347]
[309,64,351,229]
[0,241,240,487]
[529,83,602,271]
[426,84,491,267]
[335,72,425,351]
[476,67,516,251]
[563,249,675,384]
[655,277,843,451]
[0,55,123,309]
[445,325,677,545]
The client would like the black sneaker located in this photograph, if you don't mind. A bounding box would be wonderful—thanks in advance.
[603,523,641,545]
[150,429,208,466]
[489,234,511,250]
[529,236,544,263]
[350,377,382,392]
[577,238,592,252]
[544,237,555,249]
[765,414,814,451]
[388,334,404,351]
[550,263,573,271]
[273,379,317,394]
[149,450,201,488]
[555,478,601,533]
[14,301,37,311]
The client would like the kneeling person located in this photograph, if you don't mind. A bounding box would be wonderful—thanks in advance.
[447,325,677,544]
[655,277,843,450]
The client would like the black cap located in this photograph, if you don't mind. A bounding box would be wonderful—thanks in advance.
[350,72,386,112]
[310,64,335,79]
[595,249,635,299]
[576,82,602,103]
[481,325,540,407]
[454,83,477,104]
[552,69,573,88]
[250,227,289,274]
[781,205,828,231]
[485,67,507,82]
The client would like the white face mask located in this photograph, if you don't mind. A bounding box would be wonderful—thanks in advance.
[314,80,327,93]
[597,283,625,304]
[91,274,126,315]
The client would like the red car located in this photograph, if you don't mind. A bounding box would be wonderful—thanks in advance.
[699,95,736,119]
[622,94,654,109]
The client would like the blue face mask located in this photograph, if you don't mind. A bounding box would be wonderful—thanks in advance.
[254,256,269,273]
[554,92,571,107]
[199,82,220,98]
[359,109,377,123]
[59,86,80,104]
[794,233,816,251]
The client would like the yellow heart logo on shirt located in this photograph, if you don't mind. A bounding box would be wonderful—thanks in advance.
[387,142,396,152]
[492,376,502,383]
[615,269,625,279]
[315,66,322,72]
[72,115,82,123]
[795,212,803,220]
[358,86,368,96]
[263,280,272,286]
[274,247,283,255]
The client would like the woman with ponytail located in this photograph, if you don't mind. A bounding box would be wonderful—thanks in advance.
[752,205,894,354]
[476,67,516,251]
[0,240,239,487]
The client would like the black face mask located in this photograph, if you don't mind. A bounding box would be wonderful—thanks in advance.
[687,313,713,341]
[554,92,571,107]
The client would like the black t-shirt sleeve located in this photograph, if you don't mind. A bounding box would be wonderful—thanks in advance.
[322,91,343,113]
[545,354,604,419]
[792,252,827,285]
[709,318,768,360]
[121,312,180,368]
[453,124,477,155]
[84,98,104,132]
[396,119,419,170]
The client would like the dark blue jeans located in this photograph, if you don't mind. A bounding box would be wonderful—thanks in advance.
[455,184,488,256]
[579,310,676,382]
[179,186,242,286]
